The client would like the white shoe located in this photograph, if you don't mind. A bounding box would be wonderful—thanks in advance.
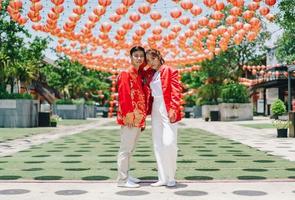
[167,180,176,187]
[128,176,141,183]
[150,181,166,187]
[118,180,140,188]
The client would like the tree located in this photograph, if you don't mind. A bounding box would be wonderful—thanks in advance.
[0,1,49,92]
[275,0,295,64]
[41,56,111,100]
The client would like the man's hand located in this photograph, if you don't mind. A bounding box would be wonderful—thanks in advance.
[168,110,176,123]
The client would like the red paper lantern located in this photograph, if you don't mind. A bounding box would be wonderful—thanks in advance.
[116,4,128,15]
[150,11,161,21]
[265,0,276,6]
[190,5,202,16]
[180,0,193,10]
[170,9,182,19]
[98,0,111,7]
[203,0,216,7]
[138,3,151,14]
[160,20,171,28]
[129,13,141,23]
[122,0,135,7]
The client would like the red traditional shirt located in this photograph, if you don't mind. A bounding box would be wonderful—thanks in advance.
[144,65,183,123]
[117,67,146,128]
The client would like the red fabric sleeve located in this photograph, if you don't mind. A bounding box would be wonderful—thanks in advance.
[170,68,182,121]
[170,69,181,110]
[117,72,134,116]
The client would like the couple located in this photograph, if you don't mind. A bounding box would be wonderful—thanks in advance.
[116,46,182,188]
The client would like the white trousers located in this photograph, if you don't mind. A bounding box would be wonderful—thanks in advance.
[152,96,178,183]
[117,126,141,183]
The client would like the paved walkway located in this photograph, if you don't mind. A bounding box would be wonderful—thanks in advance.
[1,117,295,199]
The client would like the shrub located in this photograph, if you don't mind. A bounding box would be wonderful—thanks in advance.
[0,91,32,99]
[270,99,286,117]
[221,83,249,103]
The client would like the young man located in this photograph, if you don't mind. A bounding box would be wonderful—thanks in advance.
[116,46,147,188]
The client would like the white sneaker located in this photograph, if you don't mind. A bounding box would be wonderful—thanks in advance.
[128,176,141,183]
[150,181,166,187]
[167,180,176,187]
[118,180,140,188]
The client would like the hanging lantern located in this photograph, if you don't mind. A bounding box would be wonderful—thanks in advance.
[179,16,190,26]
[122,22,133,30]
[99,22,112,33]
[122,0,135,7]
[109,14,121,23]
[259,7,270,16]
[203,0,216,7]
[265,0,276,6]
[98,0,111,7]
[74,0,88,6]
[190,5,202,16]
[213,2,224,11]
[180,0,193,10]
[170,9,182,19]
[160,20,171,28]
[116,4,128,15]
[129,13,141,22]
[147,0,158,4]
[138,3,151,14]
[150,11,161,21]
[248,2,259,11]
[140,21,151,29]
[51,0,65,6]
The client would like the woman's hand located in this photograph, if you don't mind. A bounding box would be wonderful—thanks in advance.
[168,110,176,123]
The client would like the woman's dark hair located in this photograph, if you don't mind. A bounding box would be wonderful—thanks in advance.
[130,46,146,57]
[146,49,165,65]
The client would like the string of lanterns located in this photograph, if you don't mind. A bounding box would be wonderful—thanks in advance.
[4,0,277,72]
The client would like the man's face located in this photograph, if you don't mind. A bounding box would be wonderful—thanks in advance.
[130,50,145,68]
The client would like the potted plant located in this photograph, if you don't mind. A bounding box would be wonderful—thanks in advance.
[270,99,286,119]
[50,115,60,127]
[272,119,290,138]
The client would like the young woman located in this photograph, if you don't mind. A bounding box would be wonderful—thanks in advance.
[116,46,147,188]
[145,49,182,187]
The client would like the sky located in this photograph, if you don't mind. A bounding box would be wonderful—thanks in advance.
[18,0,283,62]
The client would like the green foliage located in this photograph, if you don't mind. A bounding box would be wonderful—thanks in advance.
[196,83,222,105]
[272,119,290,129]
[0,91,32,99]
[41,57,111,100]
[270,99,287,116]
[55,98,85,105]
[275,0,295,64]
[221,83,249,103]
[184,95,196,107]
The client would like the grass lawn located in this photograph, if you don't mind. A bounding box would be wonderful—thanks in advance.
[238,123,274,129]
[0,128,295,181]
[0,128,53,142]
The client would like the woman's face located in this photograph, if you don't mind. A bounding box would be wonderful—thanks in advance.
[130,50,145,69]
[146,53,161,70]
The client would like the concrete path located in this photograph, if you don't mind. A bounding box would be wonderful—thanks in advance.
[0,180,294,200]
[1,117,295,199]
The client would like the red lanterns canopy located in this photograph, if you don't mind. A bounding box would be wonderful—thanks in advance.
[5,0,277,73]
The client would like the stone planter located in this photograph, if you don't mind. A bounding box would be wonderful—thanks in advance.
[184,107,194,118]
[218,103,253,121]
[0,99,39,128]
[277,129,288,138]
[85,105,96,118]
[201,105,219,120]
[53,104,86,119]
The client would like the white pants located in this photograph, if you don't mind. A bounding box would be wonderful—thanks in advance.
[117,126,141,183]
[152,96,178,183]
